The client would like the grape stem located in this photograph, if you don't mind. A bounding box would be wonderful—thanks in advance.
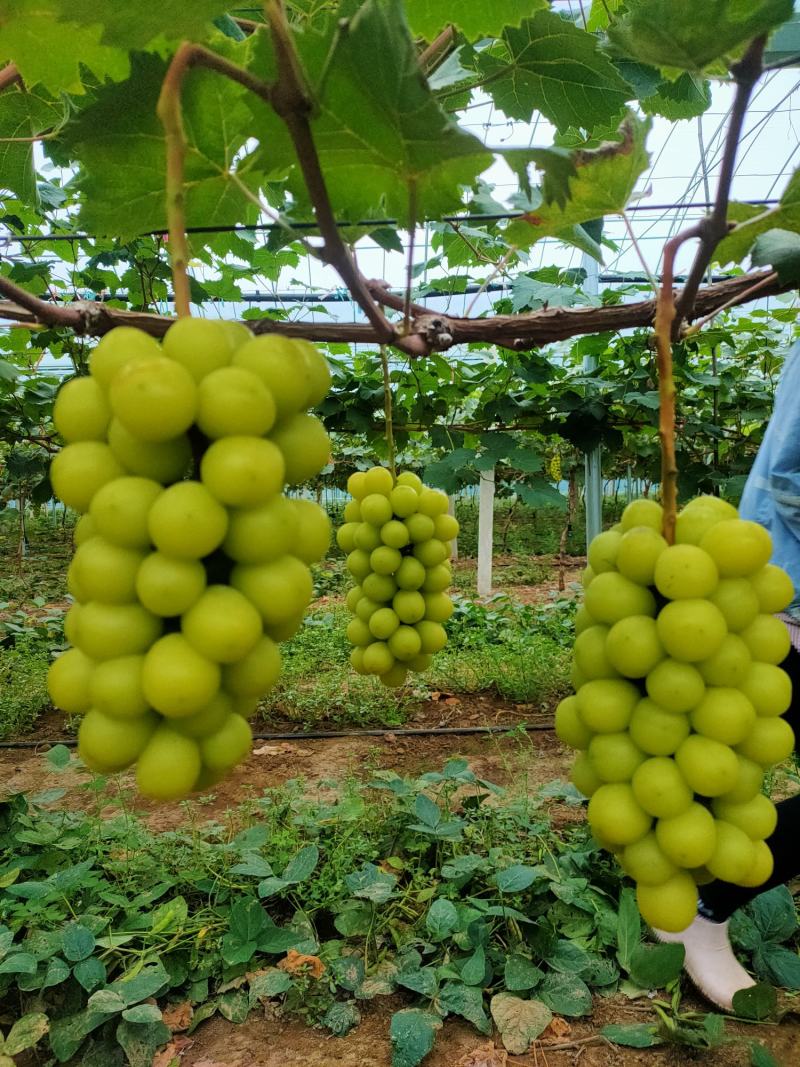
[380,345,397,478]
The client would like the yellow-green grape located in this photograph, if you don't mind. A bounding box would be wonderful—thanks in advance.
[656,801,716,867]
[355,597,380,622]
[224,496,299,564]
[605,616,663,678]
[417,488,449,517]
[711,793,778,840]
[369,607,400,640]
[433,513,459,541]
[708,577,760,633]
[137,727,202,799]
[615,526,667,586]
[422,564,451,593]
[631,757,693,819]
[172,692,233,739]
[555,695,593,749]
[620,498,663,533]
[654,544,718,600]
[675,734,739,796]
[412,539,448,568]
[738,614,791,665]
[571,751,602,797]
[297,340,332,407]
[343,499,362,522]
[416,620,447,654]
[656,599,727,663]
[396,557,426,590]
[381,520,410,549]
[350,647,367,674]
[269,413,330,485]
[89,476,162,548]
[574,625,618,681]
[73,514,97,546]
[291,499,331,564]
[232,335,313,417]
[361,494,394,527]
[136,553,206,617]
[347,549,372,582]
[218,320,252,351]
[422,592,453,624]
[388,626,423,661]
[148,481,228,559]
[380,663,408,688]
[738,841,775,887]
[570,661,587,690]
[110,356,197,442]
[162,316,236,382]
[355,523,382,552]
[587,530,623,574]
[346,586,363,613]
[89,327,162,390]
[739,662,793,717]
[697,634,751,687]
[89,656,148,719]
[51,441,126,513]
[621,833,678,885]
[645,659,704,714]
[54,376,111,442]
[362,572,397,602]
[587,783,652,845]
[201,436,285,508]
[700,519,773,578]
[407,652,433,673]
[584,572,656,625]
[406,513,436,543]
[675,505,722,547]
[637,873,698,933]
[628,698,691,756]
[347,471,368,500]
[574,604,594,635]
[684,495,738,520]
[222,636,281,697]
[396,471,423,492]
[79,708,158,773]
[706,820,757,884]
[230,556,313,626]
[107,419,191,484]
[196,366,276,439]
[336,522,359,554]
[363,641,394,674]
[70,538,145,604]
[575,678,640,733]
[588,732,646,783]
[581,566,595,589]
[142,633,220,718]
[63,604,81,645]
[75,602,162,660]
[182,586,263,663]
[690,688,756,746]
[736,716,795,768]
[749,563,794,614]
[199,713,253,772]
[371,546,403,575]
[347,617,372,647]
[47,648,94,714]
[393,591,426,624]
[716,755,765,804]
[390,485,419,518]
[361,466,393,495]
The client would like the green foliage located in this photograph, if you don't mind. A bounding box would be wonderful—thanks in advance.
[0,631,53,738]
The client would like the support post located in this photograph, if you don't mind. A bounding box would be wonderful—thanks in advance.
[477,467,495,597]
[448,495,459,561]
[582,253,602,545]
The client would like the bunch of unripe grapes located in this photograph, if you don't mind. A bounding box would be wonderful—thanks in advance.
[556,494,795,932]
[337,468,458,687]
[47,320,333,799]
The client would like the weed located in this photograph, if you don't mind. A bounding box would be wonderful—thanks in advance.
[0,632,53,738]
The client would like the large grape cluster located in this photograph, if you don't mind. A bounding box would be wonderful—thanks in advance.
[556,495,795,932]
[338,468,458,687]
[47,321,332,799]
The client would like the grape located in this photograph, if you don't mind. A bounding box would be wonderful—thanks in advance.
[422,592,454,624]
[406,514,436,543]
[361,494,394,526]
[736,716,795,767]
[172,692,233,738]
[588,732,645,782]
[355,523,382,552]
[89,656,148,719]
[107,419,191,483]
[416,620,447,654]
[350,648,367,674]
[622,833,678,885]
[222,636,281,697]
[196,366,276,438]
[54,376,111,442]
[201,436,285,507]
[434,514,459,541]
[656,599,727,662]
[738,841,774,887]
[364,466,395,496]
[631,757,693,818]
[587,784,652,845]
[571,751,602,797]
[89,476,161,548]
[269,413,330,485]
[690,687,756,746]
[362,572,397,602]
[574,625,618,680]
[706,821,756,884]
[162,316,236,381]
[199,713,253,772]
[89,327,162,389]
[356,597,380,622]
[645,659,705,714]
[739,614,791,665]
[675,505,721,546]
[218,320,252,351]
[636,873,698,933]
[584,572,656,624]
[136,726,202,799]
[655,802,716,867]
[63,604,81,645]
[369,607,400,640]
[576,678,639,733]
[371,546,402,575]
[739,662,792,717]
[697,634,751,687]
[142,633,220,718]
[711,794,778,840]
[700,519,772,578]
[620,498,663,532]
[616,526,667,585]
[750,563,794,614]
[136,553,206,617]
[708,577,760,632]
[47,648,94,715]
[581,566,595,589]
[343,500,362,522]
[347,472,368,499]
[684,495,738,520]
[555,695,592,749]
[79,709,158,773]
[587,530,623,574]
[298,340,332,407]
[717,755,764,804]
[233,335,313,417]
[291,500,331,564]
[336,522,359,554]
[412,539,448,567]
[148,481,228,559]
[73,514,97,546]
[395,557,426,590]
[654,544,718,600]
[422,564,452,593]
[605,616,663,678]
[223,496,299,564]
[380,664,408,688]
[388,626,423,661]
[110,356,197,442]
[381,520,411,549]
[76,602,162,660]
[363,641,394,674]
[347,549,372,581]
[417,488,448,518]
[182,586,263,663]
[231,556,314,626]
[393,590,426,624]
[628,699,690,755]
[675,735,738,796]
[50,442,125,512]
[70,537,145,603]
[396,471,423,492]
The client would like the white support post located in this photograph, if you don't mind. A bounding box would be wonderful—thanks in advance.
[477,466,495,597]
[582,253,602,545]
[448,495,459,561]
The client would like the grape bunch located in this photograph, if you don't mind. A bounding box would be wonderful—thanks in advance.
[47,320,333,799]
[556,494,795,932]
[338,468,458,687]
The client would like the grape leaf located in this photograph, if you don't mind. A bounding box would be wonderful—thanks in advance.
[716,168,800,264]
[608,0,793,73]
[751,228,800,282]
[405,0,547,40]
[0,87,67,203]
[61,1,235,49]
[640,73,711,121]
[505,115,650,252]
[587,0,625,32]
[476,11,633,133]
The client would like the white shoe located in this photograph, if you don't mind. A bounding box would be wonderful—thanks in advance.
[652,915,756,1012]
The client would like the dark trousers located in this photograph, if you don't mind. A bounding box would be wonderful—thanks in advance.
[700,645,800,921]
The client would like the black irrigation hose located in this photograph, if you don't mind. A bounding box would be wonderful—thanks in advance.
[0,723,556,750]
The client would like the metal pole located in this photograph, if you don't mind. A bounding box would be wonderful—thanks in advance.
[582,253,602,544]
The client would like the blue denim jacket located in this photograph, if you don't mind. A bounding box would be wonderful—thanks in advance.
[739,341,800,620]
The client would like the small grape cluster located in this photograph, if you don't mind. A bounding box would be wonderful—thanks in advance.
[556,495,796,932]
[337,468,458,687]
[48,320,332,799]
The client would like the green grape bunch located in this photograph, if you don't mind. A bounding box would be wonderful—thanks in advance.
[556,495,795,933]
[338,467,458,687]
[48,320,333,800]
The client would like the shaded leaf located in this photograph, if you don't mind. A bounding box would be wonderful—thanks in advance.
[731,983,778,1021]
[345,862,398,903]
[115,1018,171,1067]
[61,923,95,962]
[494,865,537,893]
[73,957,107,993]
[629,943,685,989]
[538,972,592,1017]
[439,982,491,1034]
[390,1008,439,1067]
[504,954,544,992]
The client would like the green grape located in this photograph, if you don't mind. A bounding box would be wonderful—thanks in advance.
[405,513,436,543]
[218,320,252,351]
[736,716,795,768]
[749,563,794,614]
[142,633,220,718]
[107,419,191,484]
[706,820,756,884]
[47,648,94,715]
[415,620,447,653]
[269,413,330,485]
[412,539,448,567]
[716,755,765,804]
[587,783,652,845]
[738,841,774,887]
[172,692,233,738]
[89,655,148,719]
[615,526,667,585]
[574,625,619,681]
[628,698,691,756]
[162,316,235,381]
[196,366,276,438]
[89,327,162,390]
[654,544,718,599]
[433,513,459,541]
[416,488,449,517]
[360,494,394,526]
[63,604,82,645]
[148,481,228,559]
[631,757,693,818]
[645,659,705,714]
[587,530,623,574]
[79,708,158,773]
[298,340,332,406]
[136,726,202,799]
[675,734,738,796]
[343,500,362,522]
[51,442,126,513]
[381,520,411,549]
[222,636,281,697]
[584,571,656,624]
[362,572,397,602]
[73,514,97,546]
[575,678,639,733]
[684,495,738,519]
[697,634,751,687]
[395,557,426,590]
[54,376,111,442]
[70,537,145,603]
[621,833,677,885]
[571,751,602,797]
[739,662,792,717]
[711,793,778,840]
[675,505,721,546]
[422,564,451,593]
[554,695,593,749]
[347,549,372,581]
[136,553,206,616]
[355,597,380,622]
[690,688,756,745]
[110,356,197,442]
[363,641,394,674]
[182,585,263,663]
[620,498,663,532]
[355,523,382,552]
[76,602,162,660]
[637,873,698,933]
[232,335,313,417]
[396,471,423,492]
[708,577,760,632]
[88,476,161,549]
[363,466,394,496]
[700,519,772,578]
[201,436,285,508]
[379,663,408,688]
[406,652,433,673]
[291,499,331,564]
[655,599,726,663]
[581,566,595,588]
[371,545,403,575]
[389,485,419,517]
[350,647,367,674]
[388,625,423,661]
[199,713,253,772]
[224,496,299,564]
[605,616,664,678]
[346,586,363,613]
[588,732,646,782]
[656,802,716,867]
[336,522,359,554]
[369,607,400,640]
[347,472,368,499]
[422,592,453,624]
[393,590,426,624]
[739,614,791,665]
[230,556,313,626]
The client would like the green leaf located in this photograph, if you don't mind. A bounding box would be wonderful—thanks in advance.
[73,957,107,993]
[249,968,292,1001]
[150,896,188,933]
[323,1001,361,1036]
[439,982,491,1034]
[414,793,441,827]
[406,0,547,40]
[282,844,320,884]
[640,73,711,121]
[258,925,306,954]
[478,11,633,133]
[616,888,641,971]
[396,967,438,997]
[426,897,459,939]
[731,983,777,1021]
[750,1041,781,1067]
[753,943,800,989]
[750,228,800,283]
[460,945,486,986]
[504,954,544,992]
[107,960,170,1005]
[87,989,126,1014]
[67,0,234,50]
[330,957,365,993]
[41,957,71,990]
[608,0,793,72]
[45,744,72,770]
[3,1012,49,1056]
[505,115,650,254]
[231,854,275,878]
[748,886,798,944]
[61,923,95,962]
[717,171,800,264]
[115,1018,171,1067]
[490,993,552,1055]
[587,0,625,31]
[0,952,36,975]
[538,972,593,1016]
[494,865,537,893]
[628,943,685,989]
[390,1008,438,1067]
[218,988,250,1023]
[601,1023,662,1048]
[121,1004,162,1024]
[345,862,397,903]
[0,87,66,204]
